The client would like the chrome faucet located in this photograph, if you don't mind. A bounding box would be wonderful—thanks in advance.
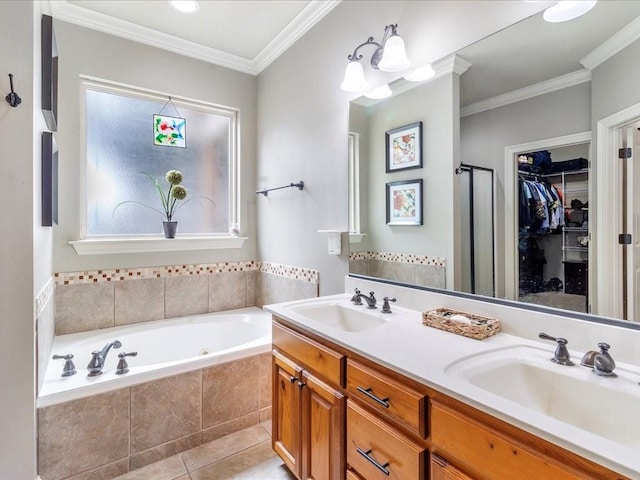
[87,340,122,376]
[538,332,574,365]
[353,291,377,309]
[581,342,616,377]
[350,288,362,304]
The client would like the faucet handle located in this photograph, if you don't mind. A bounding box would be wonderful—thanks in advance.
[381,297,396,314]
[538,332,574,366]
[52,353,77,377]
[594,343,616,377]
[115,351,138,375]
[351,288,362,305]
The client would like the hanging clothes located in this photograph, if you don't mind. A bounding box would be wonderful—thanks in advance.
[518,177,564,235]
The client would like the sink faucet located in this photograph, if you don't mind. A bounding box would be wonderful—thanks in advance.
[353,291,377,309]
[87,340,122,376]
[581,342,616,377]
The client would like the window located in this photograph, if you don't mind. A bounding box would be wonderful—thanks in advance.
[80,78,239,241]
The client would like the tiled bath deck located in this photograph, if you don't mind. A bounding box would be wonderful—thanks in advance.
[112,423,294,480]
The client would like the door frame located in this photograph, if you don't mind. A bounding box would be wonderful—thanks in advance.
[504,131,592,302]
[596,102,640,319]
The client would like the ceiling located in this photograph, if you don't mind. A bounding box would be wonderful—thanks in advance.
[48,0,340,74]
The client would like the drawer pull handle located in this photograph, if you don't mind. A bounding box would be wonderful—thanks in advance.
[356,447,390,476]
[357,386,390,408]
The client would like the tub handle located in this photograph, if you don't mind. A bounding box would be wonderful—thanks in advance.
[115,351,138,375]
[52,353,77,377]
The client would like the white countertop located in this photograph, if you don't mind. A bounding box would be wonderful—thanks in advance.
[265,293,640,478]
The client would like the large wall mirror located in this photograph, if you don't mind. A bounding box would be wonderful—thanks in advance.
[349,1,640,325]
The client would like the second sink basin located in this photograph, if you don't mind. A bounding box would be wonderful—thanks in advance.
[446,345,640,450]
[286,302,389,332]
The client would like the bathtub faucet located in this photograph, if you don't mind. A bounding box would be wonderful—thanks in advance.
[87,340,122,376]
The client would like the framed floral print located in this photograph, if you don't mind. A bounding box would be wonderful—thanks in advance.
[386,179,423,226]
[385,121,422,172]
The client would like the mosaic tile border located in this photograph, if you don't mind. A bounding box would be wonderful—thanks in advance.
[349,251,446,267]
[35,277,55,318]
[258,262,319,284]
[54,261,319,285]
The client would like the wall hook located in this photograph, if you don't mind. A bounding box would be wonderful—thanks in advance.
[5,73,22,108]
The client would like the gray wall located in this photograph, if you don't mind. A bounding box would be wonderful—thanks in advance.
[256,0,550,295]
[0,3,39,479]
[460,82,591,296]
[53,20,258,273]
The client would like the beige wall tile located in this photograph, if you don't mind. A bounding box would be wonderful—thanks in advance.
[115,278,165,326]
[165,274,209,318]
[257,352,271,410]
[65,459,129,480]
[415,264,446,289]
[130,371,202,453]
[201,412,260,444]
[182,425,269,472]
[209,272,247,312]
[202,356,259,428]
[256,272,318,307]
[130,432,202,470]
[55,282,115,335]
[246,270,257,307]
[38,389,130,480]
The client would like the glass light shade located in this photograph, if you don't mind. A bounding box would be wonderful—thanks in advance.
[169,1,200,13]
[404,64,435,82]
[378,35,410,72]
[543,1,597,23]
[341,61,367,92]
[364,84,392,100]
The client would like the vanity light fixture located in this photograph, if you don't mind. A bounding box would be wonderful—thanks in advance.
[169,0,200,13]
[543,0,597,23]
[340,24,410,92]
[404,64,436,82]
[364,84,392,100]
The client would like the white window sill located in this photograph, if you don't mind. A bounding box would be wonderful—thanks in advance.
[349,233,367,243]
[70,235,247,255]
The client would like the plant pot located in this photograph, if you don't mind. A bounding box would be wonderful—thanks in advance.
[163,221,177,239]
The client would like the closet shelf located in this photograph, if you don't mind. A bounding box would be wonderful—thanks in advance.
[563,246,589,252]
[563,227,589,232]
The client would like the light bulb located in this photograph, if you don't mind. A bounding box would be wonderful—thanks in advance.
[364,84,392,100]
[404,64,435,82]
[341,61,367,92]
[378,34,410,72]
[543,1,597,23]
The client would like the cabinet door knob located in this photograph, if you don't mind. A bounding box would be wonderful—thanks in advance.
[297,380,306,389]
[289,375,298,383]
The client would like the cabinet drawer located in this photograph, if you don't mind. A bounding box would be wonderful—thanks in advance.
[272,321,345,387]
[346,469,364,480]
[347,400,426,480]
[347,359,427,438]
[431,402,582,480]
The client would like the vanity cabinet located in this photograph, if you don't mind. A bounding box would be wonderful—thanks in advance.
[272,317,628,480]
[272,322,346,480]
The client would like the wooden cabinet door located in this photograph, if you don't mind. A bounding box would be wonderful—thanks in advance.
[301,369,346,480]
[431,454,475,480]
[273,350,304,479]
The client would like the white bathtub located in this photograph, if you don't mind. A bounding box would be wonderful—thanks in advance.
[38,307,272,408]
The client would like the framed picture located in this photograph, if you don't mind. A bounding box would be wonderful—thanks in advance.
[41,14,58,132]
[153,114,186,148]
[385,121,422,172]
[41,132,58,226]
[386,179,423,226]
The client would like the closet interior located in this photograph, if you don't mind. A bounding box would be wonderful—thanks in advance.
[517,144,590,313]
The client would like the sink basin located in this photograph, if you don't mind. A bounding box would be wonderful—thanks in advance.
[446,345,640,449]
[286,302,389,332]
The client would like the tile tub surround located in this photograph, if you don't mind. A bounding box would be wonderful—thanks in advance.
[350,251,446,289]
[54,261,319,335]
[37,352,272,480]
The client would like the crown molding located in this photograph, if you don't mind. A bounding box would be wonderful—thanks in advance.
[253,0,341,73]
[47,0,339,75]
[461,68,591,118]
[581,15,640,70]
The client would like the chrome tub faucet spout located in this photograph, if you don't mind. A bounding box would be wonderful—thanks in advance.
[87,340,122,376]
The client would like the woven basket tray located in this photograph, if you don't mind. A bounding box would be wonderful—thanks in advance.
[422,308,500,340]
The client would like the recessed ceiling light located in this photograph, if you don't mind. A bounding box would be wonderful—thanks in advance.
[169,1,200,13]
[543,1,597,23]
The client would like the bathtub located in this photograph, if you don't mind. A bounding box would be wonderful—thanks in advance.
[38,307,272,408]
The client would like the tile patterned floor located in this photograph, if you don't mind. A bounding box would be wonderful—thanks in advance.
[112,423,296,480]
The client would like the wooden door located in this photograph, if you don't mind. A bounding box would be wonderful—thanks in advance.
[431,455,475,480]
[301,370,345,480]
[273,350,303,479]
